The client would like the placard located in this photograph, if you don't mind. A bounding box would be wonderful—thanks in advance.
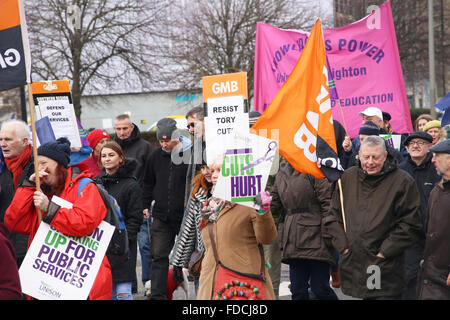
[380,134,401,151]
[213,131,277,209]
[202,72,249,164]
[19,221,114,300]
[32,80,82,148]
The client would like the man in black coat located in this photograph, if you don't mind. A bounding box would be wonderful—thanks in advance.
[398,132,440,299]
[0,120,33,268]
[418,139,450,299]
[113,114,152,185]
[143,118,188,300]
[113,114,153,292]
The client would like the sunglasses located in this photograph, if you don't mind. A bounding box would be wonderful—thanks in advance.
[187,122,196,129]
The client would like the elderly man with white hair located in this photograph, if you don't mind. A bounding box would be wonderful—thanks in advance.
[0,119,33,268]
[323,135,422,300]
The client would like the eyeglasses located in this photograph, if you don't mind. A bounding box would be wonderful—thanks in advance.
[409,140,427,146]
[187,122,196,129]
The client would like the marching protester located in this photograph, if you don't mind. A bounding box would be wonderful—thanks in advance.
[0,222,22,300]
[418,139,450,300]
[184,106,207,205]
[113,114,152,184]
[142,118,188,300]
[381,111,408,159]
[95,141,143,300]
[271,158,338,300]
[342,121,402,169]
[113,114,153,292]
[343,107,401,165]
[196,155,277,300]
[4,137,112,300]
[423,120,447,146]
[250,110,284,299]
[323,136,422,300]
[69,118,92,166]
[171,162,213,294]
[414,114,434,132]
[359,107,385,131]
[0,120,33,268]
[80,128,111,176]
[398,132,440,299]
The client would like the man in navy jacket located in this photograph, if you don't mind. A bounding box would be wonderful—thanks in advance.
[143,118,188,300]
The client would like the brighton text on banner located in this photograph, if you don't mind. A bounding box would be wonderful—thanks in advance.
[253,0,412,138]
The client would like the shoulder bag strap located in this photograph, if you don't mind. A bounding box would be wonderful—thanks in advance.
[208,222,265,275]
[208,222,220,263]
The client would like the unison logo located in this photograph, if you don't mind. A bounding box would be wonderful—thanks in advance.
[39,281,62,299]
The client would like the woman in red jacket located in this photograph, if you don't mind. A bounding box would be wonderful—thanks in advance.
[5,137,112,300]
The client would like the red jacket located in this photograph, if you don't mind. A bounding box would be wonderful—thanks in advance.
[0,222,22,299]
[4,164,112,300]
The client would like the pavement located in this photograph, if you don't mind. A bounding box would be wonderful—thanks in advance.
[132,247,359,300]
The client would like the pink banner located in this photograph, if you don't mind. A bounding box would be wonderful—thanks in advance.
[253,1,412,138]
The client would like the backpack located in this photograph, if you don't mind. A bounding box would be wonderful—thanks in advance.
[77,177,129,257]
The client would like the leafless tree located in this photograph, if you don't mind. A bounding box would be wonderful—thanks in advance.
[25,0,168,118]
[155,0,332,101]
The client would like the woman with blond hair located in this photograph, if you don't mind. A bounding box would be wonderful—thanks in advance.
[196,156,277,300]
[424,120,447,145]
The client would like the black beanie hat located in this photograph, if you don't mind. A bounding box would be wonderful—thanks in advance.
[38,137,71,168]
[156,118,177,140]
[359,121,380,136]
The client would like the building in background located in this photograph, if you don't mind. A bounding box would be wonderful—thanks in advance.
[80,89,202,133]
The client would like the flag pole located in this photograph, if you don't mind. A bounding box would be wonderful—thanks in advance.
[336,100,349,135]
[337,178,347,233]
[26,83,42,224]
[19,0,42,223]
[335,99,348,233]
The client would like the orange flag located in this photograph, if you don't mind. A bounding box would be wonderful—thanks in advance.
[252,19,343,181]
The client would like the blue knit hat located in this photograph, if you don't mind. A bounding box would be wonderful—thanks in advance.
[359,121,380,136]
[38,137,71,168]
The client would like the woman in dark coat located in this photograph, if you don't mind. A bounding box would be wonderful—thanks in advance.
[95,141,143,300]
[271,160,338,300]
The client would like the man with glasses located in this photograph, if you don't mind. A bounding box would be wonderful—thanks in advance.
[184,107,206,206]
[399,131,440,299]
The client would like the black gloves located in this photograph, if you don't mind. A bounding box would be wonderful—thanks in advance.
[172,266,184,283]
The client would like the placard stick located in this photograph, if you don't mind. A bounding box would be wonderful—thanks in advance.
[26,82,42,224]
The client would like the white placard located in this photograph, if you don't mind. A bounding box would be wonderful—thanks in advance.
[36,96,81,148]
[19,221,114,300]
[204,95,249,164]
[380,134,401,151]
[213,131,277,209]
